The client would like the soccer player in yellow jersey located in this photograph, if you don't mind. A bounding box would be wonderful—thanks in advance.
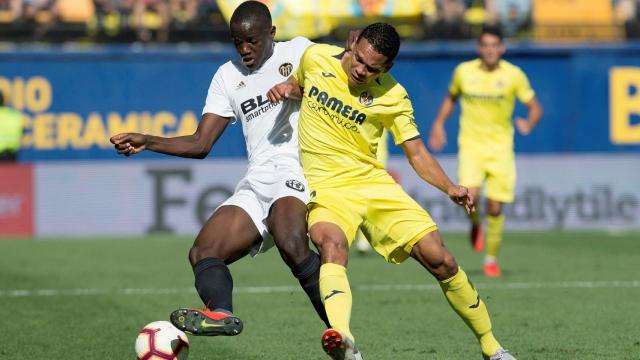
[354,128,388,254]
[428,26,543,277]
[268,23,516,360]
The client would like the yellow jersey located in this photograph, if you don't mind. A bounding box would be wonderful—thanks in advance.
[294,44,419,186]
[449,59,535,153]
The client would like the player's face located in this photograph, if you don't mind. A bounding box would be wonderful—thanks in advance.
[477,33,505,67]
[230,21,275,70]
[347,38,391,87]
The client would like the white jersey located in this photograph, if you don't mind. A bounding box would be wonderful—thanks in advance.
[203,36,313,166]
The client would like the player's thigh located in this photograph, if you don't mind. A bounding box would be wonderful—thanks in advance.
[458,147,486,188]
[191,204,261,264]
[485,152,516,203]
[265,167,309,244]
[266,196,310,264]
[307,187,365,250]
[360,181,438,264]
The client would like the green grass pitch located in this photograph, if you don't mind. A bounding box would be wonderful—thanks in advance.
[1,231,639,359]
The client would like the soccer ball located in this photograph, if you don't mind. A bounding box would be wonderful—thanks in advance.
[135,321,189,360]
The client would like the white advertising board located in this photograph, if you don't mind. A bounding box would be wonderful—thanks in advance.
[34,154,640,236]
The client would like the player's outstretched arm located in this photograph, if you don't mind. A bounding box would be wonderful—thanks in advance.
[515,96,543,135]
[402,137,475,215]
[109,113,230,159]
[428,93,457,152]
[267,76,302,103]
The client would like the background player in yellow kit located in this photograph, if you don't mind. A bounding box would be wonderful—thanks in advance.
[268,22,516,360]
[428,26,543,277]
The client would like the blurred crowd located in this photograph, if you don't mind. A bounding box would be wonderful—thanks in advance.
[0,0,638,43]
[0,0,224,42]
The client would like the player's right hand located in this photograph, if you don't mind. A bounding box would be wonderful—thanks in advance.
[427,124,447,152]
[110,133,147,156]
[447,185,475,215]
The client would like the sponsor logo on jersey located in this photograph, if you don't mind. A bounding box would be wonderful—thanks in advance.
[240,95,278,121]
[462,93,505,102]
[322,72,336,78]
[279,63,293,77]
[307,85,367,125]
[358,91,374,106]
[285,179,305,192]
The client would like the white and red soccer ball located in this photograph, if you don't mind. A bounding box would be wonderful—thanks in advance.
[135,321,189,360]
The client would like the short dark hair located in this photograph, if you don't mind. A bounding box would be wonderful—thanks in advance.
[0,91,4,106]
[358,22,400,63]
[479,25,504,42]
[230,1,272,28]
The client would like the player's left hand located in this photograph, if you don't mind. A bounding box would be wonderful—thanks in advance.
[346,29,361,52]
[515,117,533,135]
[448,185,475,215]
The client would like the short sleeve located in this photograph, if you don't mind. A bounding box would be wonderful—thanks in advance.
[202,68,235,118]
[293,46,312,87]
[386,92,420,145]
[290,36,314,62]
[448,65,462,96]
[514,67,535,103]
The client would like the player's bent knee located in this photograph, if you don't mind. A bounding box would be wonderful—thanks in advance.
[442,253,459,277]
[317,238,348,263]
[275,233,310,265]
[189,243,225,265]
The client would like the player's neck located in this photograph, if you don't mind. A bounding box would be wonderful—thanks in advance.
[479,60,500,72]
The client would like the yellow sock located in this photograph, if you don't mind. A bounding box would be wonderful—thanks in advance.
[319,263,354,341]
[439,267,501,356]
[486,214,505,258]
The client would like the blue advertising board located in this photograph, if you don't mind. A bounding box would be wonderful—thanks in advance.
[1,43,639,161]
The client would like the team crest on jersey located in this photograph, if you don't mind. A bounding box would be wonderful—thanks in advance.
[279,63,293,77]
[358,91,374,106]
[285,179,305,192]
[495,79,504,89]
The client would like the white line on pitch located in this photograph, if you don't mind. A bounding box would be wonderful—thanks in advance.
[1,280,639,298]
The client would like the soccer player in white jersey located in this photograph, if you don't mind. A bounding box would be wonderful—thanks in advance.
[110,1,330,336]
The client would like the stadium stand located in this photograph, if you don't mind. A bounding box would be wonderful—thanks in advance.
[1,0,638,43]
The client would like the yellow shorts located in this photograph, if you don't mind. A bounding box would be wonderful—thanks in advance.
[307,173,438,264]
[458,147,516,203]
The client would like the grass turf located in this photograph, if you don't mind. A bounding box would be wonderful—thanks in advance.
[1,231,639,359]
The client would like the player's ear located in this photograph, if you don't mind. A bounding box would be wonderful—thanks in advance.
[383,62,394,73]
[270,26,276,40]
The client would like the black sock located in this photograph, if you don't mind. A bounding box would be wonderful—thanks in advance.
[291,251,330,328]
[192,257,233,313]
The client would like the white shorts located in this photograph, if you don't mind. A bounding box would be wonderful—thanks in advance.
[217,160,309,256]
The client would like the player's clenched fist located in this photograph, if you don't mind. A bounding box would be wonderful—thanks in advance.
[267,77,302,103]
[110,133,148,156]
[447,184,476,215]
